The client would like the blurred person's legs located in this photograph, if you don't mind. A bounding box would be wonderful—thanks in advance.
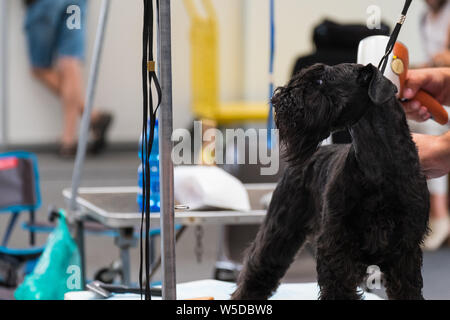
[409,118,450,250]
[24,0,112,157]
[58,57,85,149]
[31,68,60,94]
[426,177,450,250]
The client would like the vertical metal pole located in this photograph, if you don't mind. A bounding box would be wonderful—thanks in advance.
[119,245,131,285]
[70,0,111,287]
[0,0,9,149]
[158,0,177,300]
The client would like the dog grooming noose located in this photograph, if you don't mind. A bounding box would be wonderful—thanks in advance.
[371,0,448,125]
[378,0,412,74]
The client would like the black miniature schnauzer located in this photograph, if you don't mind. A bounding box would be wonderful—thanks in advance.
[231,63,429,300]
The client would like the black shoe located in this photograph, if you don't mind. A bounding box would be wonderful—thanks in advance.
[89,112,113,155]
[59,143,77,159]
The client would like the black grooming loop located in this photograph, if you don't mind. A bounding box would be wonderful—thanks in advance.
[140,0,162,300]
[378,0,412,74]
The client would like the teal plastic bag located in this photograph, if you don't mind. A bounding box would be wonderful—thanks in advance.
[14,210,81,300]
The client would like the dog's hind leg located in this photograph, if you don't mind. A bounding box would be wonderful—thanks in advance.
[230,180,315,300]
[383,245,424,300]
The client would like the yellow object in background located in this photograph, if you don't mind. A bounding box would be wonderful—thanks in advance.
[183,0,269,125]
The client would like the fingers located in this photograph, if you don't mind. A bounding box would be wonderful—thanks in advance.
[403,69,427,100]
[403,88,417,100]
[402,69,434,122]
[403,68,448,104]
[418,106,431,121]
[402,100,431,122]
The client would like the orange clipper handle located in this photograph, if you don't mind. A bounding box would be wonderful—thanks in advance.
[414,90,448,125]
[393,42,448,125]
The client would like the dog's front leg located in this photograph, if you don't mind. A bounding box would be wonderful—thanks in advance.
[383,246,424,300]
[316,231,367,300]
[230,201,312,300]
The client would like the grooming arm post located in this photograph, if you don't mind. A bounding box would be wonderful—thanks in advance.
[158,0,177,300]
[69,0,111,287]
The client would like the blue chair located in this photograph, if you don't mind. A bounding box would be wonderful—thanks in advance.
[0,151,45,287]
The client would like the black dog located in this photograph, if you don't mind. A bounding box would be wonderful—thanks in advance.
[231,63,429,300]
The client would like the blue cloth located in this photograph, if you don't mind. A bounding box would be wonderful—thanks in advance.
[24,0,87,68]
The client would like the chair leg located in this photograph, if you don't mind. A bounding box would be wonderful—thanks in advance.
[2,212,20,247]
[29,210,35,246]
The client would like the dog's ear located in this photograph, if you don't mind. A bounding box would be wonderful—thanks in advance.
[360,64,397,105]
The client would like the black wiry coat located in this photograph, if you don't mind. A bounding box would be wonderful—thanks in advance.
[232,63,429,300]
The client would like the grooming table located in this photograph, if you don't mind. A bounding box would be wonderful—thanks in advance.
[64,279,383,300]
[63,184,273,228]
[62,184,275,285]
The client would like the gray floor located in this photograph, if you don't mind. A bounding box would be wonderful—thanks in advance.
[1,149,450,299]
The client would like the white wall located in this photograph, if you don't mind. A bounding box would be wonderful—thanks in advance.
[0,0,9,145]
[3,0,243,145]
[243,0,428,101]
[2,0,429,145]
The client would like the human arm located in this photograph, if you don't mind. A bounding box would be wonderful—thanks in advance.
[413,132,450,179]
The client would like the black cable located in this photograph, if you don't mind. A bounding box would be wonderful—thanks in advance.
[139,0,149,300]
[145,0,152,301]
[140,0,162,301]
[378,0,413,73]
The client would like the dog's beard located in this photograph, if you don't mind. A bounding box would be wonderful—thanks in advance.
[279,126,331,165]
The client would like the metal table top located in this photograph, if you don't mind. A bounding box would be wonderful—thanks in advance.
[63,184,275,229]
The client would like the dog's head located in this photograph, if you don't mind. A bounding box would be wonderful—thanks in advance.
[272,63,397,163]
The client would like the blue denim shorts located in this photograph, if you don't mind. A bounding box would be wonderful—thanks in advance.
[24,0,87,68]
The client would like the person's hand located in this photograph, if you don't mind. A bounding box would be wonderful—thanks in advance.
[413,133,450,179]
[403,99,432,122]
[402,68,450,122]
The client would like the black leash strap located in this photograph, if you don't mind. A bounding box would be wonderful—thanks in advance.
[140,0,162,301]
[378,0,412,74]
